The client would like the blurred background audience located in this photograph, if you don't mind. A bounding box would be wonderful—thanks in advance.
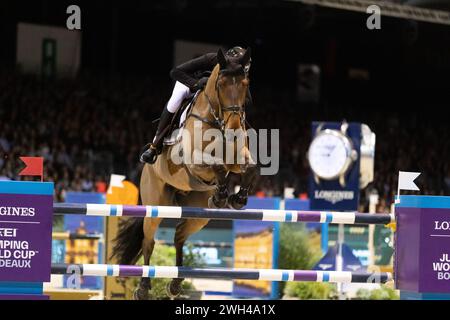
[1,70,448,205]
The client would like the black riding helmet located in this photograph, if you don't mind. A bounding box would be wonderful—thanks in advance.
[225,46,251,73]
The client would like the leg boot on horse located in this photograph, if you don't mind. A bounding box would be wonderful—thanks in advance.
[208,165,229,208]
[228,164,259,209]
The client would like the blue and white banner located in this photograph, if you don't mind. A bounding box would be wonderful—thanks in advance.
[309,122,362,211]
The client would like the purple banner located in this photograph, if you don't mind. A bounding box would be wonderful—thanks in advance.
[396,196,450,294]
[0,188,53,282]
[419,208,450,293]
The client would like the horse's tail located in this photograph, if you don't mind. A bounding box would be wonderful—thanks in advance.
[110,218,144,265]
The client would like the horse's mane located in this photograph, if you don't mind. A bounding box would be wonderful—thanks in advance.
[204,64,220,95]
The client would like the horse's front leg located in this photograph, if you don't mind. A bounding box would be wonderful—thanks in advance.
[228,164,258,210]
[208,165,229,208]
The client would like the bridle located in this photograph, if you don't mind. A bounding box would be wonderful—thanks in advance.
[190,68,247,133]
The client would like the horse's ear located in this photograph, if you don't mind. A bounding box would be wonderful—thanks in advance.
[240,47,251,66]
[217,48,227,69]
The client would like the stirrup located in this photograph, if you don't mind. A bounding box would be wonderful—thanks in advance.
[140,148,159,164]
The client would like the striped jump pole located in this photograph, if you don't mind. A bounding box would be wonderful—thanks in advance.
[51,264,393,284]
[53,203,395,225]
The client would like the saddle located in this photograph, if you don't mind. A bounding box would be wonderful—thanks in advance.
[162,71,211,146]
[163,91,200,146]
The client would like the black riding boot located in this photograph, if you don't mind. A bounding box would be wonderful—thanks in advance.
[140,108,174,164]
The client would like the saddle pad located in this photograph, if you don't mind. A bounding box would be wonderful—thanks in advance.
[163,91,199,146]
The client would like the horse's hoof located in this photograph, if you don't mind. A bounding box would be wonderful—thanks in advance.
[228,194,247,210]
[208,196,227,209]
[166,281,182,299]
[133,288,150,300]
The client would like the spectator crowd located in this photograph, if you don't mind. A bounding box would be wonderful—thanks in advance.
[1,71,449,205]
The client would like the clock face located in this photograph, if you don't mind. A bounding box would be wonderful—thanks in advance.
[308,132,350,179]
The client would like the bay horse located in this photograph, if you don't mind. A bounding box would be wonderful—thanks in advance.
[111,48,258,299]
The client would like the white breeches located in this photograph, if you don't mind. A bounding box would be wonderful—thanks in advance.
[166,81,192,113]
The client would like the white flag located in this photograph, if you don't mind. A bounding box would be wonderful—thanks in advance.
[107,174,126,194]
[398,171,421,191]
[396,171,421,203]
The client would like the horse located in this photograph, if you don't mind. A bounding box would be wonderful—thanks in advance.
[111,48,259,299]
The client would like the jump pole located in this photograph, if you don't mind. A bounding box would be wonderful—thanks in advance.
[51,263,393,284]
[53,203,395,225]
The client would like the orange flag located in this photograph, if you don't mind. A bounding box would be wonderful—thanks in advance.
[19,157,44,181]
[106,181,139,205]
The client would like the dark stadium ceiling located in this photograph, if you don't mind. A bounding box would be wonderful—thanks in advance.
[138,0,450,10]
[405,0,450,9]
[287,0,450,25]
[119,0,450,25]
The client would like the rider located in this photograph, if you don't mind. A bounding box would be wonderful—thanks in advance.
[140,46,252,164]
